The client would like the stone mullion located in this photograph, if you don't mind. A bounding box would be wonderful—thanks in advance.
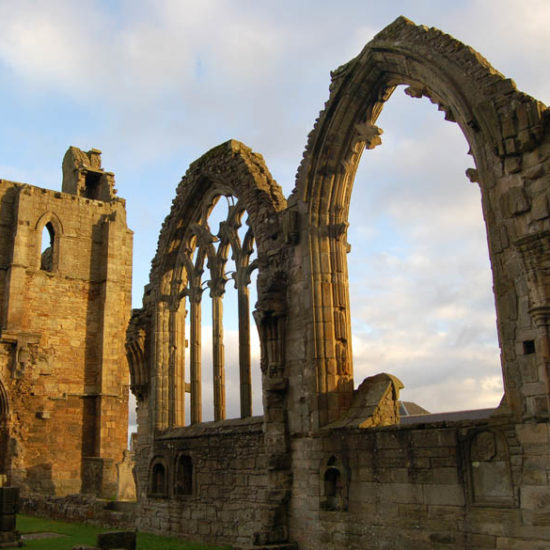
[189,291,202,424]
[212,292,225,421]
[238,284,252,418]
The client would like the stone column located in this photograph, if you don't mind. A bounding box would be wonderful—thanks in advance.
[189,288,202,424]
[212,291,225,421]
[238,285,252,418]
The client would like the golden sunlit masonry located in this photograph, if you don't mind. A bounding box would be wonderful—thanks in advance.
[3,17,550,550]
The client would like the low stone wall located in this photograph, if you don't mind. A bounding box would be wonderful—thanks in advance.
[137,416,268,547]
[289,416,549,549]
[20,494,136,530]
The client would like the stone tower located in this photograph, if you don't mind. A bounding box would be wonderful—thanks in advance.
[0,147,132,497]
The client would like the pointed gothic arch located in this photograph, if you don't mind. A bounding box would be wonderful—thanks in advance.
[34,211,64,272]
[290,16,550,425]
[129,140,287,431]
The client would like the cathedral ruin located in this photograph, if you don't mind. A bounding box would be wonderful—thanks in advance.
[127,17,550,549]
[2,15,550,550]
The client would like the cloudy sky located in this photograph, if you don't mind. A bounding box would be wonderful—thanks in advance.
[1,0,549,424]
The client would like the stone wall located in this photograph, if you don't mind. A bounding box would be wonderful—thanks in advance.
[289,418,550,550]
[0,148,132,498]
[136,417,268,546]
[20,493,136,530]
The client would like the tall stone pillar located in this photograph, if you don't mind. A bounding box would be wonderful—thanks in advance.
[189,289,202,424]
[212,293,225,421]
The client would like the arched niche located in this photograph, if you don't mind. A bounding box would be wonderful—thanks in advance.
[174,454,193,496]
[320,455,348,512]
[290,16,550,426]
[148,456,169,497]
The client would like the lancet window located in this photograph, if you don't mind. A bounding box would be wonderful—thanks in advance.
[40,222,55,272]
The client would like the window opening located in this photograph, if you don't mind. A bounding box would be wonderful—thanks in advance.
[40,222,55,272]
[321,456,347,511]
[523,340,535,355]
[180,195,260,424]
[84,171,102,200]
[348,85,502,414]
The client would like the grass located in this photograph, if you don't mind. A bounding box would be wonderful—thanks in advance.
[16,515,231,550]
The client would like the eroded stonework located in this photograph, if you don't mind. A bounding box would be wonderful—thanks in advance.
[128,16,550,550]
[0,147,132,498]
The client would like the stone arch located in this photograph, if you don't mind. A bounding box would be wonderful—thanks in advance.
[146,140,287,431]
[290,16,550,425]
[34,211,63,272]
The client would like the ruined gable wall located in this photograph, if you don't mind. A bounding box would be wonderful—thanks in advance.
[0,177,132,496]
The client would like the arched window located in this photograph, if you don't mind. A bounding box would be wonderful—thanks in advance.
[36,213,62,273]
[149,458,168,497]
[145,140,287,433]
[40,222,55,272]
[347,86,502,416]
[175,195,259,425]
[174,454,193,496]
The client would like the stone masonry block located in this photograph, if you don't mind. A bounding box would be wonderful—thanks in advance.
[423,484,464,506]
[515,423,549,445]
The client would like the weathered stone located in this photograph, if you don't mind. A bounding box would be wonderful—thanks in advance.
[0,148,132,499]
[128,19,550,545]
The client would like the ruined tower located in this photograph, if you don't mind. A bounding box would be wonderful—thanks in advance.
[0,147,132,497]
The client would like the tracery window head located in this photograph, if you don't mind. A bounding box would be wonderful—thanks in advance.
[171,193,260,427]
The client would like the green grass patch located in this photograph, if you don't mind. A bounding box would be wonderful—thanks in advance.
[17,515,231,550]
